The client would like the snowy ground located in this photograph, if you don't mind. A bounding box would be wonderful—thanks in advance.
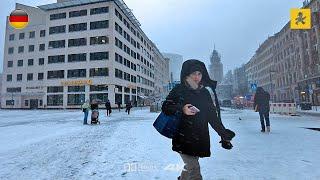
[0,108,319,180]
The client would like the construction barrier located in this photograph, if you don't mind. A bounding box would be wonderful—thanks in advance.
[269,103,297,116]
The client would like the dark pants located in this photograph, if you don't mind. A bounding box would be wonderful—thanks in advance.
[259,112,270,130]
[106,109,111,116]
[125,108,130,115]
[118,105,121,112]
[83,110,88,124]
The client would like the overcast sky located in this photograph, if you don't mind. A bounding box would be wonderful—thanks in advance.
[0,0,303,74]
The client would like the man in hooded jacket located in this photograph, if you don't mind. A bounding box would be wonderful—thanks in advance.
[162,59,235,180]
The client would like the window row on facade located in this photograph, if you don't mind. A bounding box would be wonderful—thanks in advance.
[50,6,109,20]
[6,68,109,82]
[7,36,108,54]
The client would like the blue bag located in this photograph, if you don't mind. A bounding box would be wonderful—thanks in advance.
[153,112,182,139]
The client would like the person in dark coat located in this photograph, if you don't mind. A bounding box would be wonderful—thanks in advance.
[162,59,235,180]
[105,99,112,116]
[125,101,132,115]
[254,87,271,132]
[117,101,121,112]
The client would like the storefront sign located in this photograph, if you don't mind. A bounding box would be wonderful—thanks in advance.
[26,86,44,90]
[61,79,93,86]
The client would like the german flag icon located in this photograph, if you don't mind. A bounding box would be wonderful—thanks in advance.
[9,9,29,29]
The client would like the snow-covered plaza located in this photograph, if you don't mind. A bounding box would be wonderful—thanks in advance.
[0,108,319,180]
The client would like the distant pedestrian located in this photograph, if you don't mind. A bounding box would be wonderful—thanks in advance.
[125,101,132,115]
[81,100,90,125]
[117,101,121,112]
[105,99,112,116]
[254,87,271,132]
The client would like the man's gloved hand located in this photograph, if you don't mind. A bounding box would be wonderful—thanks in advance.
[219,140,233,150]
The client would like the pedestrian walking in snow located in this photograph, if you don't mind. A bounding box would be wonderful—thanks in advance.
[254,87,271,132]
[81,100,90,125]
[161,59,235,180]
[125,101,132,115]
[117,101,121,112]
[105,99,112,117]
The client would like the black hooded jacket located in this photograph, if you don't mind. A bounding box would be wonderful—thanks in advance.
[254,87,270,113]
[162,59,234,157]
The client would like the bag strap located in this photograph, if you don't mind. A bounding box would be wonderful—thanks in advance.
[205,86,221,121]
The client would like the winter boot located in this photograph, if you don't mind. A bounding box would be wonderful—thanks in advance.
[261,126,265,132]
[266,126,270,132]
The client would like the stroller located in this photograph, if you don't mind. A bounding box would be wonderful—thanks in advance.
[91,110,100,124]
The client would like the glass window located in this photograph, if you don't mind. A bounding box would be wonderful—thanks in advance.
[48,40,65,49]
[18,60,23,67]
[90,93,108,102]
[49,25,66,34]
[90,7,109,15]
[40,30,46,37]
[6,100,14,106]
[27,73,33,81]
[50,12,66,20]
[17,74,22,81]
[25,100,29,106]
[67,94,85,105]
[47,95,63,106]
[67,69,86,78]
[68,86,85,92]
[90,52,108,61]
[7,61,13,67]
[29,31,35,38]
[47,86,63,93]
[19,33,25,39]
[68,38,87,47]
[9,34,15,41]
[48,55,65,64]
[90,85,108,92]
[8,47,14,54]
[28,59,34,66]
[90,36,108,45]
[69,23,87,32]
[68,53,86,62]
[90,20,109,30]
[7,74,12,81]
[38,73,44,80]
[39,44,45,51]
[89,68,108,77]
[28,45,35,52]
[39,58,44,65]
[47,70,64,79]
[69,9,87,18]
[18,46,24,53]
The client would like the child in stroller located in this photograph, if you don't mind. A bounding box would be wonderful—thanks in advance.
[91,109,100,124]
[90,100,100,124]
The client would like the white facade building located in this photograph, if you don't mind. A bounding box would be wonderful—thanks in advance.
[162,53,183,82]
[1,0,158,109]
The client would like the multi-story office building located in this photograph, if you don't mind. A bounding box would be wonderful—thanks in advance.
[162,53,183,83]
[1,0,158,109]
[233,65,248,96]
[152,43,169,100]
